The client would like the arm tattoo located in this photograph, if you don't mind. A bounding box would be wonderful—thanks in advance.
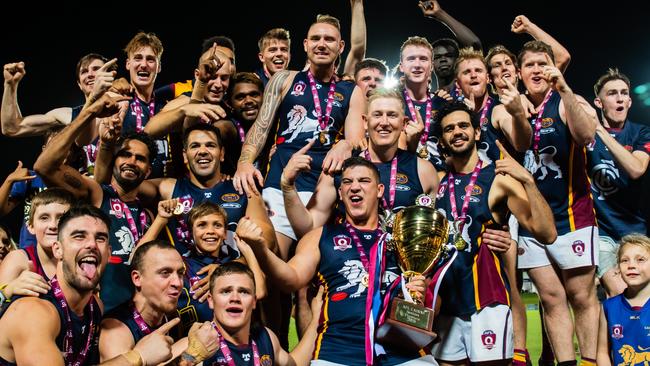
[239,70,291,163]
[63,172,83,189]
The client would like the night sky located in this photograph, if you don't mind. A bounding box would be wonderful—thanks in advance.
[2,1,649,230]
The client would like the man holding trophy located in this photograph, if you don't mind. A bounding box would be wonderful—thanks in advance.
[431,102,557,365]
[248,156,435,365]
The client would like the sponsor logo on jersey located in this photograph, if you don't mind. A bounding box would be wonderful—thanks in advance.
[611,324,624,339]
[396,173,408,184]
[572,240,585,256]
[221,193,240,202]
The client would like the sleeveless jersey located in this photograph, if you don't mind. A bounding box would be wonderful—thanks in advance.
[254,67,270,88]
[313,220,417,365]
[400,89,448,172]
[177,253,226,336]
[103,301,161,344]
[121,94,170,178]
[519,92,596,237]
[436,163,510,316]
[477,97,511,165]
[587,120,650,240]
[202,326,275,366]
[168,178,247,257]
[334,149,424,214]
[99,184,150,312]
[602,293,650,366]
[22,245,49,280]
[265,72,355,191]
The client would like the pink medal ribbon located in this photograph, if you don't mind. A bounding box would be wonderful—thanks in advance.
[479,96,494,127]
[131,303,153,335]
[363,150,397,210]
[532,90,554,159]
[132,96,155,133]
[211,321,260,366]
[344,221,386,365]
[445,159,483,234]
[403,89,432,148]
[50,276,96,366]
[110,185,148,244]
[307,70,337,138]
[231,118,246,143]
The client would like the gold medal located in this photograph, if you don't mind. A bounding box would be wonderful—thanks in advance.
[361,274,369,288]
[319,131,327,144]
[418,146,429,159]
[173,202,185,215]
[453,233,467,251]
[452,221,467,251]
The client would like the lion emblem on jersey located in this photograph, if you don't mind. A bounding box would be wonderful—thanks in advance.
[618,344,650,365]
[524,146,562,180]
[336,260,367,298]
[282,105,331,144]
[113,226,135,256]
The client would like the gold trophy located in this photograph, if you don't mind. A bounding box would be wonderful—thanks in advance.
[376,203,449,351]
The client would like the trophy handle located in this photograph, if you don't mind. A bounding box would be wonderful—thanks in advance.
[402,270,423,305]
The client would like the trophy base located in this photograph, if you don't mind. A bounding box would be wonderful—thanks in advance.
[376,298,438,352]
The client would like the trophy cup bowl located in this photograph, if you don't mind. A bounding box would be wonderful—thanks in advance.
[376,205,449,352]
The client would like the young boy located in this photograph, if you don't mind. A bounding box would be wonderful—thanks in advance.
[0,188,74,305]
[597,234,650,366]
[139,199,268,335]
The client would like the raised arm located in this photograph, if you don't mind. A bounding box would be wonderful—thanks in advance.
[544,55,597,146]
[34,93,129,202]
[234,217,269,300]
[511,15,571,73]
[493,77,532,152]
[342,0,367,77]
[418,0,482,50]
[493,141,557,244]
[1,62,73,137]
[248,226,321,293]
[235,70,295,195]
[0,161,36,216]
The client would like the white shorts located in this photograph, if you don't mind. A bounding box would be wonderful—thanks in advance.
[262,187,313,241]
[597,235,619,278]
[310,355,437,366]
[431,304,514,362]
[508,215,519,243]
[517,226,599,270]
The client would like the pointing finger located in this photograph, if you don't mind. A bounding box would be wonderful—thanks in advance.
[99,58,118,72]
[495,140,511,159]
[154,317,180,334]
[297,138,316,154]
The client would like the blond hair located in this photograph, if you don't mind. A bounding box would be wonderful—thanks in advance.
[618,234,650,263]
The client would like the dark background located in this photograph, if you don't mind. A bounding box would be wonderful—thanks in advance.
[1,1,649,235]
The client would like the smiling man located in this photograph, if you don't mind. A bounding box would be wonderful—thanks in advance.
[34,92,158,312]
[99,240,185,361]
[255,28,291,87]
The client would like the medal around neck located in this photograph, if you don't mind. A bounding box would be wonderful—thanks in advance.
[173,202,185,216]
[376,201,450,351]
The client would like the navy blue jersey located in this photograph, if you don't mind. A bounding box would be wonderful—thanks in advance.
[519,92,596,237]
[121,94,170,178]
[478,98,511,165]
[334,149,425,214]
[400,89,448,172]
[436,163,510,316]
[202,326,275,366]
[602,293,650,366]
[41,291,101,366]
[168,178,247,257]
[177,253,224,336]
[99,184,150,312]
[103,301,160,344]
[22,245,49,281]
[313,220,417,365]
[265,72,355,191]
[9,170,47,248]
[587,121,650,240]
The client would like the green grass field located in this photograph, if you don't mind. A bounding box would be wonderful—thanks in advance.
[287,292,565,363]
